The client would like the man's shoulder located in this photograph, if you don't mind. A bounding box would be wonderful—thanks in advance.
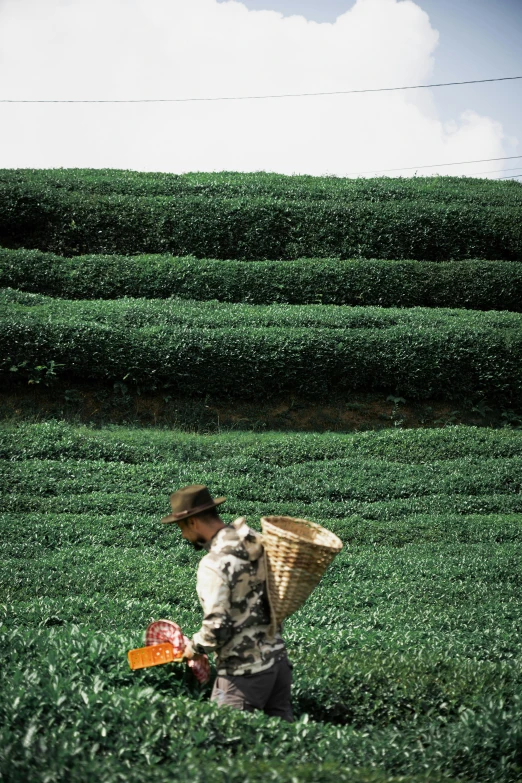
[211,519,262,557]
[200,518,264,575]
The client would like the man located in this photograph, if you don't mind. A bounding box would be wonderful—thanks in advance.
[161,484,293,722]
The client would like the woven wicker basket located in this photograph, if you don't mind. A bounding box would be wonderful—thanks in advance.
[261,516,343,636]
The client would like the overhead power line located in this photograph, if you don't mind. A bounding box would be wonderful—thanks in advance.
[498,173,522,180]
[346,155,522,177]
[0,75,521,103]
[466,166,522,176]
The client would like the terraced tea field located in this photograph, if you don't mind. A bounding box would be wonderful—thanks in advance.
[1,170,521,782]
[1,423,522,781]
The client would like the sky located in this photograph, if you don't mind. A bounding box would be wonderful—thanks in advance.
[0,0,521,179]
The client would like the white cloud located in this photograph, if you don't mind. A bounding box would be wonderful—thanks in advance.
[0,0,510,176]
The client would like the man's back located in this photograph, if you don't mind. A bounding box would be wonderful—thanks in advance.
[193,517,286,675]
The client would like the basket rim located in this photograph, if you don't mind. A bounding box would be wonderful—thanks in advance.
[261,515,343,552]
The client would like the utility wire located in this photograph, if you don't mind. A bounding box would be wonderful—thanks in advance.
[498,173,522,180]
[465,166,522,176]
[346,154,522,176]
[0,75,521,103]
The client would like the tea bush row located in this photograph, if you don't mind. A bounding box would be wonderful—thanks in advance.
[4,573,521,667]
[4,510,522,556]
[3,453,521,504]
[3,299,522,402]
[5,288,522,329]
[3,420,522,465]
[2,248,522,310]
[5,488,522,521]
[1,175,521,260]
[2,168,521,206]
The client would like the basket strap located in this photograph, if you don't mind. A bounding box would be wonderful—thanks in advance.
[263,545,278,639]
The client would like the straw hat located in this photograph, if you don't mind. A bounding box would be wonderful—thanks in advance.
[161,484,226,524]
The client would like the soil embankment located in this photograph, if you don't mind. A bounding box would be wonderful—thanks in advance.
[1,383,517,431]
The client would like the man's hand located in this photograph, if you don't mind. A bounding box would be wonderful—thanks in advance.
[187,653,211,684]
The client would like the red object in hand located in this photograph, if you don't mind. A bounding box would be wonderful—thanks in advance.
[145,619,210,684]
[146,619,185,653]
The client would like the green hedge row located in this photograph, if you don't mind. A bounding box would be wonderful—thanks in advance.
[7,489,521,520]
[2,295,522,402]
[2,247,522,309]
[4,289,522,330]
[3,421,522,465]
[4,511,522,555]
[4,512,522,556]
[2,455,521,511]
[2,168,522,206]
[1,172,521,260]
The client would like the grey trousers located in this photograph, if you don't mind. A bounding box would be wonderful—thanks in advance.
[210,657,294,722]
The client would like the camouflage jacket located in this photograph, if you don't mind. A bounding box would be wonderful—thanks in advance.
[191,518,286,675]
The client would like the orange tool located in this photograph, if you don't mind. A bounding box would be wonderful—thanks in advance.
[127,642,184,670]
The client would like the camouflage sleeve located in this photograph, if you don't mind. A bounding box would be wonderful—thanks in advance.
[191,559,234,654]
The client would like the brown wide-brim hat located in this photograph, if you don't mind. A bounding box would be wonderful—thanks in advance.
[161,484,226,524]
